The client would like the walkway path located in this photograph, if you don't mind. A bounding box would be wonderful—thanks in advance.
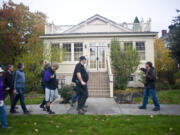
[6,98,180,115]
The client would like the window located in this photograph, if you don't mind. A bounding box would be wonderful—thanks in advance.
[136,42,145,60]
[63,43,71,61]
[124,42,133,50]
[74,43,83,61]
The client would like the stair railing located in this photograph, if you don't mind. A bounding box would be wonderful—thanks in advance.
[106,56,113,97]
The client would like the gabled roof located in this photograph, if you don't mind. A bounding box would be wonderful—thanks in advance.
[64,14,132,33]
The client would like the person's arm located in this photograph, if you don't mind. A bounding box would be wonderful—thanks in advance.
[140,68,147,73]
[2,72,8,90]
[13,71,18,90]
[77,72,86,85]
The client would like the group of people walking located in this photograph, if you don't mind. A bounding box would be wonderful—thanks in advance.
[0,56,160,128]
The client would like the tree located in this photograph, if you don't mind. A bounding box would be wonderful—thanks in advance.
[15,36,64,92]
[154,38,177,87]
[154,38,175,74]
[168,10,180,64]
[0,1,46,65]
[111,38,140,90]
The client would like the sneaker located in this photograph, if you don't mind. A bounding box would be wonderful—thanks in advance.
[82,107,87,112]
[48,110,55,114]
[69,101,74,107]
[40,105,44,108]
[153,107,160,111]
[24,111,30,115]
[10,110,19,114]
[15,106,19,110]
[138,106,146,109]
[83,105,88,108]
[77,109,85,115]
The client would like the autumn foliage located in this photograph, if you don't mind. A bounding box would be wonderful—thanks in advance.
[0,1,46,65]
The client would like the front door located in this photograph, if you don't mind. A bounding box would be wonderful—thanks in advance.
[90,46,106,71]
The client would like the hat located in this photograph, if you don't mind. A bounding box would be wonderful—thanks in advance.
[79,56,86,61]
[0,67,4,72]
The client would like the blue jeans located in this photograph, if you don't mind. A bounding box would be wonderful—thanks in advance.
[71,86,78,103]
[0,104,7,128]
[142,87,160,108]
[11,88,27,112]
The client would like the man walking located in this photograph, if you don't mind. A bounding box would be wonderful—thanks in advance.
[40,61,50,110]
[139,61,160,111]
[3,65,14,106]
[0,67,7,128]
[72,56,89,114]
[44,63,59,114]
[10,63,30,114]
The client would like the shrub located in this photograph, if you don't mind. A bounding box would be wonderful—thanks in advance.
[59,85,74,103]
[111,38,140,90]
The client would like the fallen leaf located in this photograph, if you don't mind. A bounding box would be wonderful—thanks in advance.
[56,125,60,128]
[69,129,73,133]
[34,129,39,132]
[169,128,173,131]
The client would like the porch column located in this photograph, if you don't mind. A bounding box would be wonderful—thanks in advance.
[133,41,136,49]
[71,42,74,61]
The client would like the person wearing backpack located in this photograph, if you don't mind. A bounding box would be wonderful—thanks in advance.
[10,63,30,114]
[40,61,50,110]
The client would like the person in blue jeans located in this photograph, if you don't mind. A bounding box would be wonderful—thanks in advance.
[10,63,30,114]
[0,67,7,128]
[139,61,160,111]
[70,86,78,107]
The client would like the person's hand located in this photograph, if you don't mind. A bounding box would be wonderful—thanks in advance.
[6,87,10,91]
[81,81,86,86]
[13,90,17,94]
[50,75,54,78]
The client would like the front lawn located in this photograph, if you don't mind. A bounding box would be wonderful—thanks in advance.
[5,94,44,105]
[0,115,180,135]
[133,90,180,104]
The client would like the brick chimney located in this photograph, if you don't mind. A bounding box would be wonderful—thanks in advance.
[161,30,167,37]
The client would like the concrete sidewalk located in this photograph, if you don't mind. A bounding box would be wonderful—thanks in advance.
[6,98,180,115]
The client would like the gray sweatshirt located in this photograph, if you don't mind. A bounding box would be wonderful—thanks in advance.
[14,70,25,89]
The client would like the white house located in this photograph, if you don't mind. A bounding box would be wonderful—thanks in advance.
[40,14,158,97]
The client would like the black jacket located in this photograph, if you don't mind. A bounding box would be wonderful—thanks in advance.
[140,67,156,89]
[44,68,58,90]
[72,63,89,85]
[3,70,13,91]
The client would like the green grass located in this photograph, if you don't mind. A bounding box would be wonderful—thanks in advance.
[133,90,180,104]
[5,94,44,105]
[0,115,180,135]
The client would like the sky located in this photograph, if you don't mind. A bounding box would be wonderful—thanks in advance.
[1,0,180,36]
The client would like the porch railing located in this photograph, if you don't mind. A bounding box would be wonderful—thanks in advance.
[106,56,113,97]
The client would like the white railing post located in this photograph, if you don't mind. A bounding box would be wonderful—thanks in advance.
[106,56,113,97]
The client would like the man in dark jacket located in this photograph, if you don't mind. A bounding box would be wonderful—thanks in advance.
[40,61,50,110]
[44,63,59,114]
[72,56,89,114]
[139,61,160,111]
[3,65,14,106]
